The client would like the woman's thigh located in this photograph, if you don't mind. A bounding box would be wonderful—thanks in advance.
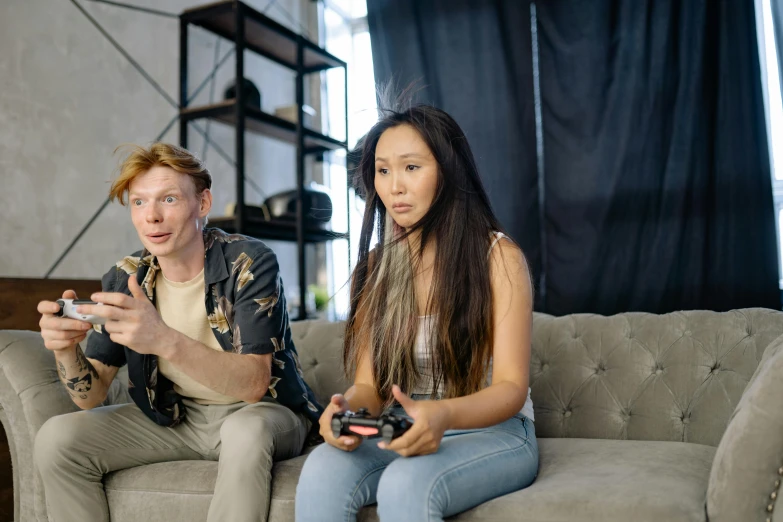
[376,416,539,521]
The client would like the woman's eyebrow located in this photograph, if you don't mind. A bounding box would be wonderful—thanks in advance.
[375,152,425,162]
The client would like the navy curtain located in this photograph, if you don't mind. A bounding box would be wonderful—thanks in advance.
[367,0,780,315]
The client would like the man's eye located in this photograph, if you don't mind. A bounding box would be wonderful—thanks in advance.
[165,196,176,203]
[133,200,143,206]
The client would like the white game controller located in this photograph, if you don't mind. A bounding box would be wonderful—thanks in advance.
[54,299,106,325]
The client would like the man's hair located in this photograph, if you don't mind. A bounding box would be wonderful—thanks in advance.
[109,143,212,205]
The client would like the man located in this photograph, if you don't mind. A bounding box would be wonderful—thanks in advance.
[35,142,322,522]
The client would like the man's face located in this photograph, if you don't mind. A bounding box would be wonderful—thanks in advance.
[128,166,211,260]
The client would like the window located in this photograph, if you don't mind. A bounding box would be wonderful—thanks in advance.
[756,0,783,287]
[321,0,376,317]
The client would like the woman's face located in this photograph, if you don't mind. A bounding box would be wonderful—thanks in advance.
[374,124,439,230]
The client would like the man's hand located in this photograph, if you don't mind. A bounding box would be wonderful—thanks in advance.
[379,385,451,457]
[38,290,93,351]
[80,276,174,356]
[319,394,363,452]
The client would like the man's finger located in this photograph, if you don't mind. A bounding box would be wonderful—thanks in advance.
[38,300,62,315]
[45,337,86,351]
[62,289,78,300]
[89,292,133,309]
[127,276,148,301]
[39,315,92,332]
[77,304,124,320]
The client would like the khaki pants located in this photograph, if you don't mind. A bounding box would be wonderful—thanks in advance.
[34,398,309,522]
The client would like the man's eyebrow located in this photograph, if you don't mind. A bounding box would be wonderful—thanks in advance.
[128,186,182,198]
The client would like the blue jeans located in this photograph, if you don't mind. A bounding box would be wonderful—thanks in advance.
[295,405,538,522]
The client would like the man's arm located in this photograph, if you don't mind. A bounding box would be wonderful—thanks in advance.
[161,332,271,403]
[38,288,122,410]
[53,345,118,409]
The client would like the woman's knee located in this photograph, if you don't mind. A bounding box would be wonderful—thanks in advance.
[377,458,445,511]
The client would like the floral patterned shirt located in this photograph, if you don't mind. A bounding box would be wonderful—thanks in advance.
[85,228,323,427]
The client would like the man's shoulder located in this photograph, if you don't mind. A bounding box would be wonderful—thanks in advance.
[205,228,274,262]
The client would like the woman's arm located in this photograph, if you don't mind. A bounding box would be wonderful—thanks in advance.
[342,343,384,416]
[441,239,533,429]
[318,263,384,450]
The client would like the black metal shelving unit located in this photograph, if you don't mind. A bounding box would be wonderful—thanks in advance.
[179,0,349,320]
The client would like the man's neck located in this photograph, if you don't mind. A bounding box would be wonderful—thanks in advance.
[156,238,206,283]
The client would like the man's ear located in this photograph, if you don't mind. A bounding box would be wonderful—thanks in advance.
[199,189,213,217]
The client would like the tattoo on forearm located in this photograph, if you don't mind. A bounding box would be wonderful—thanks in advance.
[75,348,99,380]
[58,348,100,400]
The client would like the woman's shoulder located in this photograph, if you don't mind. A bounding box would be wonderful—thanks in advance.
[488,234,531,286]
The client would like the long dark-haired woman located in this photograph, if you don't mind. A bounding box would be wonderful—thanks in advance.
[295,99,538,522]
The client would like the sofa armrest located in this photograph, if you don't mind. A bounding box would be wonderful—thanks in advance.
[707,333,783,521]
[0,330,81,522]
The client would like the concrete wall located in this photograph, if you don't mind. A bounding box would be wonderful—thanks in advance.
[0,0,325,300]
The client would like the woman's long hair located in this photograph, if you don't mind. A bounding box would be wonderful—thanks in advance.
[345,92,513,408]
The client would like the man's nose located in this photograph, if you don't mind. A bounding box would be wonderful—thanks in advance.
[145,203,162,223]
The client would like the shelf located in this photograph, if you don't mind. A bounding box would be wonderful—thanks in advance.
[209,216,348,243]
[181,100,347,152]
[181,0,346,72]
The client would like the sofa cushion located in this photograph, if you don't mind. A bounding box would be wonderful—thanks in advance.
[450,438,715,522]
[103,438,714,522]
[707,334,783,522]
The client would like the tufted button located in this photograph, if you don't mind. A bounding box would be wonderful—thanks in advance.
[767,504,774,513]
[711,364,721,375]
[572,332,579,340]
[771,492,777,500]
[775,479,781,488]
[778,466,783,476]
[542,363,550,371]
[655,368,663,375]
[684,330,692,336]
[564,410,572,418]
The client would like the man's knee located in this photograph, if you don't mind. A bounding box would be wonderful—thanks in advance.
[219,411,275,453]
[34,412,88,472]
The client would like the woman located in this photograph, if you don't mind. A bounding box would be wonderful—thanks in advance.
[295,101,538,521]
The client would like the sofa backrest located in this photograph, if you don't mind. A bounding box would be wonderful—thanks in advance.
[292,308,783,447]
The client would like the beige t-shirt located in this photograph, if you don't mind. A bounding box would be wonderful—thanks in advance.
[155,269,239,405]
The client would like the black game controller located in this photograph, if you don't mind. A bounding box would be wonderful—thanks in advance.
[332,408,413,444]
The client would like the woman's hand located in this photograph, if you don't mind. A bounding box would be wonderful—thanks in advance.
[319,394,363,452]
[380,385,452,457]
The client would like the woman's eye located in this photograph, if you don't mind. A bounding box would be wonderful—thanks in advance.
[377,168,388,175]
[406,165,418,171]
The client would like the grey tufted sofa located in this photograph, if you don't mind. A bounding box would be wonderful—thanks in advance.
[1,308,782,521]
